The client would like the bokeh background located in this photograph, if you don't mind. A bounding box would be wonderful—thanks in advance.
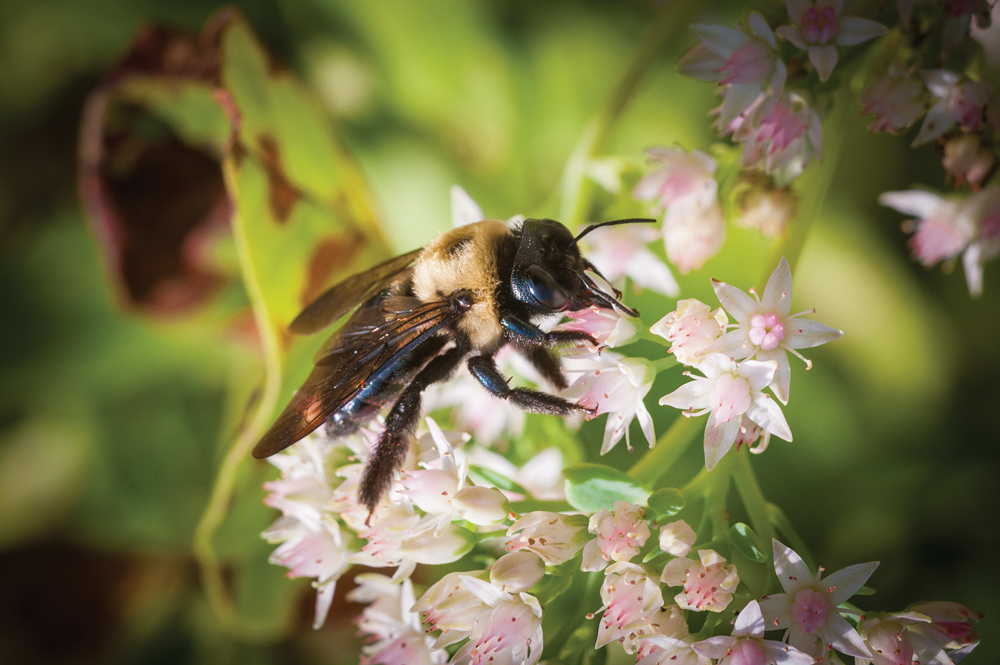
[0,0,997,664]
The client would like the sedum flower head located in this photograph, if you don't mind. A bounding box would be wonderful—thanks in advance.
[759,540,878,659]
[581,501,651,571]
[702,256,843,403]
[659,353,792,470]
[661,549,739,612]
[776,0,887,82]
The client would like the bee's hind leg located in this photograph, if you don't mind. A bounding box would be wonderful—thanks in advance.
[358,342,468,521]
[467,354,593,418]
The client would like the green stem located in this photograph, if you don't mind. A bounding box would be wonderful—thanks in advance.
[627,414,701,486]
[559,0,701,226]
[649,355,679,373]
[193,157,286,639]
[707,454,734,541]
[731,448,774,576]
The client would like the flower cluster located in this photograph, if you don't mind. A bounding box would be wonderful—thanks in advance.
[657,258,842,468]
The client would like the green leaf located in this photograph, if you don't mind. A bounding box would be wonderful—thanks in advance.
[729,522,767,563]
[854,586,877,596]
[647,487,685,518]
[468,465,530,495]
[563,464,650,513]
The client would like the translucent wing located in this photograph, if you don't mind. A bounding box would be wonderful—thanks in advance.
[252,296,459,458]
[289,249,423,335]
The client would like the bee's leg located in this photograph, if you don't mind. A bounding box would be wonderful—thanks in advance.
[468,354,592,417]
[520,345,568,391]
[358,342,467,520]
[500,314,597,348]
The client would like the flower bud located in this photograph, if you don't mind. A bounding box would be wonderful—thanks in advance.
[490,551,545,593]
[942,134,997,191]
[658,519,697,557]
[651,299,728,366]
[453,485,510,526]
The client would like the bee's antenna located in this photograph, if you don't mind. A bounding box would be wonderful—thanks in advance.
[568,218,656,248]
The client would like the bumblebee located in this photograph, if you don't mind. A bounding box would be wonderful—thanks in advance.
[253,217,652,515]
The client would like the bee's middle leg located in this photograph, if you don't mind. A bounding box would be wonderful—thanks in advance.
[358,342,468,517]
[467,354,593,417]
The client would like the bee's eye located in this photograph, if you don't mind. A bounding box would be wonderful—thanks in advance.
[526,265,569,310]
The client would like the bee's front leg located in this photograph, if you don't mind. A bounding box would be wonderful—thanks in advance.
[467,354,594,417]
[499,314,597,348]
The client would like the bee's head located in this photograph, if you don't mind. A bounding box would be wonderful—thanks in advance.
[510,218,654,318]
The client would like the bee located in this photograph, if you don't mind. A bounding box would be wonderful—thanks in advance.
[252,216,653,516]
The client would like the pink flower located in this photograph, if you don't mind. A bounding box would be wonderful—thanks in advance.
[658,520,697,557]
[664,197,727,273]
[558,306,639,349]
[651,298,729,366]
[906,601,984,662]
[961,184,1000,296]
[505,511,590,565]
[659,354,792,470]
[737,92,823,185]
[639,633,712,665]
[702,257,844,403]
[941,0,993,54]
[594,562,666,652]
[412,570,489,648]
[563,351,655,454]
[263,517,348,629]
[579,223,680,298]
[776,0,888,82]
[856,613,954,665]
[348,574,447,665]
[634,147,719,213]
[677,12,787,129]
[451,577,545,665]
[581,501,651,571]
[693,601,815,665]
[942,134,997,190]
[759,540,878,658]
[913,71,996,146]
[661,549,740,612]
[859,64,926,134]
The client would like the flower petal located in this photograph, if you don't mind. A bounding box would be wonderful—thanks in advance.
[692,636,737,659]
[761,257,793,315]
[700,328,754,360]
[759,593,792,629]
[628,247,680,297]
[748,12,777,48]
[760,639,817,665]
[819,611,872,658]
[785,0,812,25]
[690,24,751,57]
[776,25,808,50]
[450,185,485,228]
[824,561,879,605]
[718,84,767,130]
[659,378,712,409]
[835,16,888,45]
[912,101,954,147]
[772,540,811,593]
[734,600,766,637]
[808,44,839,82]
[757,348,791,404]
[712,279,758,323]
[460,574,509,606]
[739,359,779,392]
[635,397,656,448]
[878,189,952,218]
[677,43,727,82]
[748,393,792,441]
[784,318,843,349]
[704,413,740,470]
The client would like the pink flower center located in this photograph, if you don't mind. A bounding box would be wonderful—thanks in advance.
[791,588,830,634]
[683,560,732,610]
[801,6,838,44]
[719,41,772,85]
[708,373,751,423]
[729,638,767,665]
[748,312,786,350]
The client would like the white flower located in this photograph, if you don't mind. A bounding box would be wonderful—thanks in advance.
[913,71,996,147]
[563,351,655,454]
[736,92,823,185]
[639,634,711,665]
[659,354,792,470]
[693,601,815,665]
[702,257,843,403]
[348,574,447,665]
[413,570,489,648]
[651,298,729,366]
[579,223,680,298]
[906,601,984,662]
[759,540,878,659]
[489,551,546,594]
[594,562,665,652]
[661,549,739,613]
[505,511,590,565]
[466,446,568,501]
[397,417,510,534]
[451,577,545,665]
[776,0,888,82]
[263,516,348,629]
[856,613,953,665]
[658,520,697,558]
[859,63,926,135]
[581,501,651,571]
[677,12,787,129]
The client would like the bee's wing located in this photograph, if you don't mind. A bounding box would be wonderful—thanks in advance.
[289,248,423,335]
[252,296,459,459]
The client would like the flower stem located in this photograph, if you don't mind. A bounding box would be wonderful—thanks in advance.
[766,502,817,571]
[559,0,701,226]
[731,448,775,577]
[627,414,701,486]
[649,355,678,373]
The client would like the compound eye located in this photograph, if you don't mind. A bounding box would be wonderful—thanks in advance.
[526,265,569,310]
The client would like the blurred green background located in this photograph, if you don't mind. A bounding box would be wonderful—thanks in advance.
[0,0,996,663]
